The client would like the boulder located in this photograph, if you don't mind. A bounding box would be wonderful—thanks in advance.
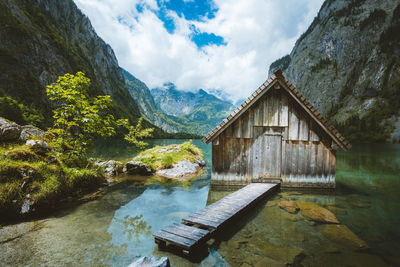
[26,139,50,154]
[278,201,299,213]
[94,160,122,177]
[322,225,369,251]
[199,249,229,267]
[156,159,201,179]
[19,125,45,141]
[0,117,22,141]
[254,257,285,267]
[297,201,340,224]
[261,243,306,265]
[125,161,154,175]
[128,256,169,267]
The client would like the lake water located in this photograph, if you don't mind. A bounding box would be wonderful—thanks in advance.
[0,140,399,266]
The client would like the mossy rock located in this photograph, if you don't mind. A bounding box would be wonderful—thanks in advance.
[322,224,369,251]
[297,201,340,224]
[6,149,42,161]
[133,140,204,172]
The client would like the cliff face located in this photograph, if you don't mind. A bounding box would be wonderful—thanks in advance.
[269,0,400,142]
[0,0,141,126]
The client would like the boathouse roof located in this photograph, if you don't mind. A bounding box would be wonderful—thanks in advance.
[203,70,351,150]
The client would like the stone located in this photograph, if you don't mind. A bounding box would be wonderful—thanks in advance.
[229,239,248,249]
[19,125,45,142]
[278,200,299,213]
[297,201,340,224]
[322,225,369,251]
[128,256,170,267]
[261,243,306,265]
[26,140,50,154]
[255,257,285,267]
[125,161,154,176]
[325,206,348,215]
[94,160,122,177]
[199,249,230,267]
[0,117,21,141]
[155,159,201,179]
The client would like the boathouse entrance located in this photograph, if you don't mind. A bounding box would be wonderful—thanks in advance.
[253,126,282,180]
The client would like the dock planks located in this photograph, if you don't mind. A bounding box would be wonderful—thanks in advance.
[153,183,279,253]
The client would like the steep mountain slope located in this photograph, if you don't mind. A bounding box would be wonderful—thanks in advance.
[123,69,188,133]
[151,83,234,134]
[269,0,400,142]
[0,0,141,127]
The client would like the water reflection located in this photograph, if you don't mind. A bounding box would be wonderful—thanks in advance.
[1,142,399,266]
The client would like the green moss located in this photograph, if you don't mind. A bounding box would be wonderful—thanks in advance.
[0,139,104,219]
[134,140,203,170]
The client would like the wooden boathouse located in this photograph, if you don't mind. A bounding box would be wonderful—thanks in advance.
[203,70,351,188]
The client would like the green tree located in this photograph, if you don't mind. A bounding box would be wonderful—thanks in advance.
[46,72,153,157]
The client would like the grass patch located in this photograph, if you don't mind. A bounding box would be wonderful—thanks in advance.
[134,140,203,170]
[0,141,104,219]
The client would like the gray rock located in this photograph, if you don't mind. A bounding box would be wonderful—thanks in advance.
[125,161,154,176]
[19,125,45,142]
[199,249,230,267]
[0,117,22,141]
[26,139,50,154]
[156,159,201,179]
[128,256,169,267]
[94,160,122,177]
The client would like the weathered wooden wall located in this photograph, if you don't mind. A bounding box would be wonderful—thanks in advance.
[211,88,336,188]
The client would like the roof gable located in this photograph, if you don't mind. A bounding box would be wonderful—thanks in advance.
[202,70,351,150]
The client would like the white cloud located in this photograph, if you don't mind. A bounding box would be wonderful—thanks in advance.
[74,0,324,103]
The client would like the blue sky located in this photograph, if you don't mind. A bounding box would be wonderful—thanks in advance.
[74,0,324,102]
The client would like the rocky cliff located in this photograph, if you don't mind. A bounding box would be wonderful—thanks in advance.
[0,0,141,127]
[269,0,400,142]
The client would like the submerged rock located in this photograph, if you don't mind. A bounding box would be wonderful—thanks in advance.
[278,201,299,213]
[297,202,340,224]
[125,161,154,176]
[128,256,170,267]
[155,159,201,179]
[199,249,230,267]
[322,225,369,251]
[261,243,306,265]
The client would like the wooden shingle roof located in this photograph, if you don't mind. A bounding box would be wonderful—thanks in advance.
[202,69,351,150]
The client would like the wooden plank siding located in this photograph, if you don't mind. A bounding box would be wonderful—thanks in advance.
[211,89,336,188]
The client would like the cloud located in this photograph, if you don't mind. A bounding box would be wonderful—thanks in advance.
[73,0,324,103]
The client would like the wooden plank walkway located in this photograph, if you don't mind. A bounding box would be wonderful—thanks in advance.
[153,183,279,253]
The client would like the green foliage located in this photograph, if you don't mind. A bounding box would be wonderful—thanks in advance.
[0,142,104,218]
[46,72,153,157]
[379,3,400,54]
[0,95,44,126]
[310,58,338,72]
[134,140,203,170]
[359,9,387,31]
[124,118,154,149]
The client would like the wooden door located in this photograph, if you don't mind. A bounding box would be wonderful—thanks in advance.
[252,127,282,178]
[263,134,282,178]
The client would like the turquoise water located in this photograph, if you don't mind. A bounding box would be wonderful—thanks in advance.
[0,140,399,266]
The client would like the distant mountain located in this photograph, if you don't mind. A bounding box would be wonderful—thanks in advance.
[269,0,400,143]
[0,0,148,129]
[123,69,188,133]
[150,83,235,134]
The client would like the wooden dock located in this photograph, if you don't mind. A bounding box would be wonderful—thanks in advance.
[153,183,279,253]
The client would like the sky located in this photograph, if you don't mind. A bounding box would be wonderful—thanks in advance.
[73,0,324,104]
